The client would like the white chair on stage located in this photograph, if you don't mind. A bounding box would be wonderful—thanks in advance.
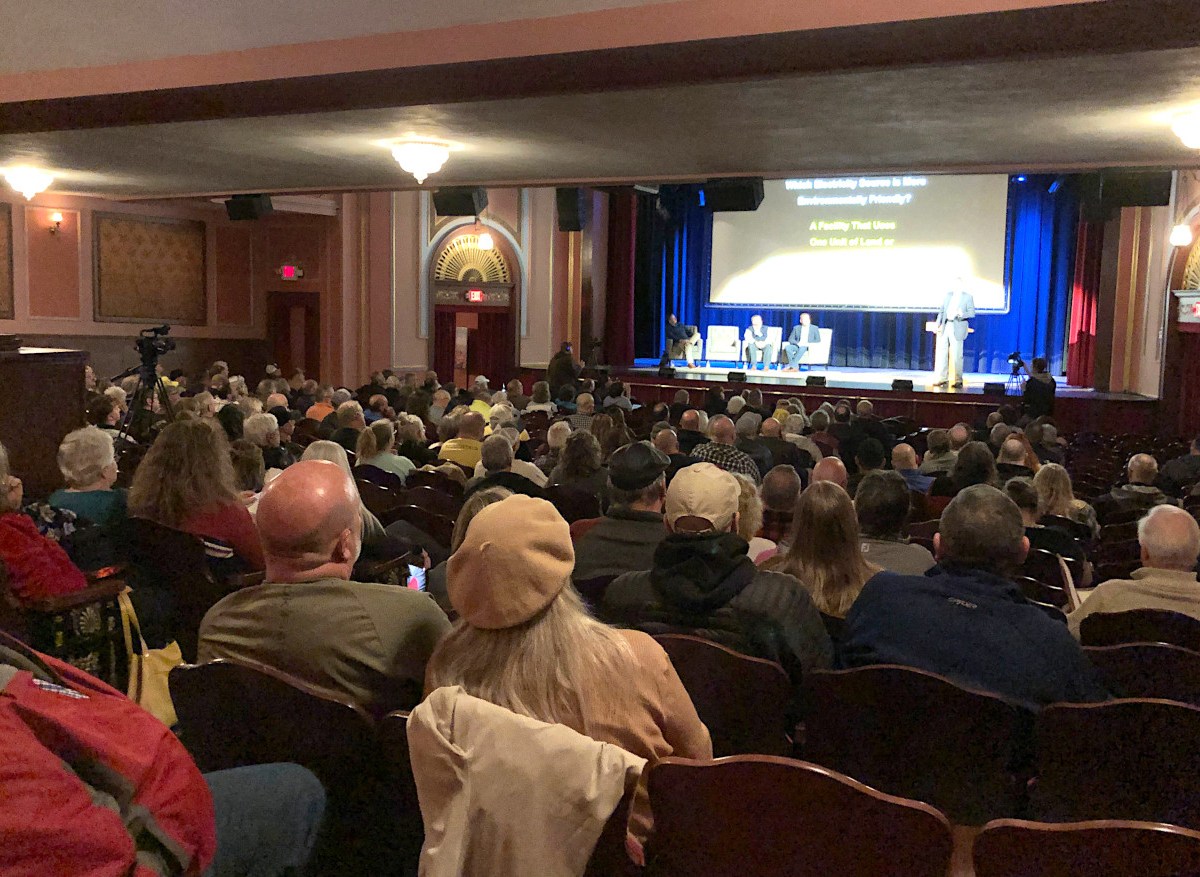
[704,325,742,363]
[795,328,834,367]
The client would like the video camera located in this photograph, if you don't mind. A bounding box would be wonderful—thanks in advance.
[135,324,175,362]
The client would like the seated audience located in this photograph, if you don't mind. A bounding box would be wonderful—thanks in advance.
[782,414,823,465]
[1035,423,1067,465]
[128,419,265,571]
[1068,505,1200,636]
[330,400,366,455]
[300,440,393,553]
[668,389,691,424]
[554,385,578,414]
[292,377,317,413]
[428,388,452,423]
[600,463,833,683]
[919,429,957,475]
[548,431,609,500]
[87,394,136,445]
[602,380,633,411]
[355,419,415,482]
[841,485,1109,708]
[996,437,1036,482]
[847,438,885,497]
[215,404,245,443]
[892,443,934,494]
[566,393,597,432]
[854,471,936,575]
[525,380,556,415]
[948,422,972,452]
[808,409,838,457]
[691,415,761,484]
[1159,437,1200,497]
[759,465,802,550]
[573,442,670,581]
[651,426,696,484]
[765,481,880,619]
[1093,453,1177,522]
[364,394,390,424]
[988,422,1013,454]
[426,487,513,615]
[703,386,725,417]
[810,456,849,492]
[1034,462,1100,538]
[734,413,773,479]
[473,428,547,487]
[49,426,127,527]
[199,460,450,713]
[1004,478,1091,584]
[931,441,999,497]
[735,474,776,562]
[758,416,805,470]
[305,385,335,422]
[504,378,530,412]
[726,395,746,420]
[244,411,297,472]
[465,435,545,500]
[534,421,571,475]
[438,411,487,469]
[675,409,709,455]
[0,440,88,602]
[229,439,266,511]
[396,413,440,467]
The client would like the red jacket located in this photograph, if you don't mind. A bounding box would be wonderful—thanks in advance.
[0,511,88,602]
[0,637,217,876]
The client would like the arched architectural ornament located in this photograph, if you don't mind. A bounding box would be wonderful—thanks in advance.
[1184,240,1200,291]
[432,234,512,284]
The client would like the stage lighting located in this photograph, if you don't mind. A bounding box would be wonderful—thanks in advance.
[1015,175,1027,183]
[1048,177,1064,195]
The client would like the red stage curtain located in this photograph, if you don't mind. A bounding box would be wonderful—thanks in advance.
[605,189,638,368]
[1066,221,1104,387]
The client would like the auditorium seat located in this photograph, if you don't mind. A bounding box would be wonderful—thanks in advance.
[386,506,455,552]
[973,818,1200,877]
[400,485,462,519]
[646,755,954,877]
[574,574,617,610]
[1085,642,1200,705]
[1032,699,1200,829]
[1094,560,1141,585]
[544,485,602,523]
[1020,549,1080,609]
[1040,514,1095,544]
[653,634,793,757]
[1079,609,1200,651]
[378,711,426,872]
[355,464,406,491]
[405,469,464,498]
[356,478,403,518]
[802,665,1033,824]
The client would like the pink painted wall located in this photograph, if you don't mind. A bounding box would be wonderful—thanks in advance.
[24,206,80,319]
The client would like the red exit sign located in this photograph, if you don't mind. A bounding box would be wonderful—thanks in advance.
[465,288,485,303]
[278,264,304,280]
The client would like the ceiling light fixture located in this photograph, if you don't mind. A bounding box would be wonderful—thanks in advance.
[473,216,494,251]
[2,165,54,200]
[390,140,450,185]
[1173,112,1200,149]
[1170,224,1194,248]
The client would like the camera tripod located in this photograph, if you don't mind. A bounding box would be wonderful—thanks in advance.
[111,363,175,445]
[1006,364,1025,396]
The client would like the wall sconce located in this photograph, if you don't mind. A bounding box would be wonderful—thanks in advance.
[1170,223,1194,248]
[48,212,63,235]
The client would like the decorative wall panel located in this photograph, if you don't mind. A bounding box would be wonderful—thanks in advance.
[94,214,206,324]
[0,203,12,319]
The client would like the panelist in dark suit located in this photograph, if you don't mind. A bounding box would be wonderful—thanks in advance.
[665,313,701,367]
[743,314,773,369]
[784,313,821,371]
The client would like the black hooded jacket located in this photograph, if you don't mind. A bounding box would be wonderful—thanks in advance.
[599,532,832,683]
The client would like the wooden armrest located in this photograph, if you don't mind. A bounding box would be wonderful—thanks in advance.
[24,579,126,613]
[358,551,418,580]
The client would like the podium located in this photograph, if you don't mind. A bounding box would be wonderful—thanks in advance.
[925,321,974,387]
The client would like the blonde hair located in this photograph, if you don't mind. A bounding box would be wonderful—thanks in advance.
[450,487,512,551]
[57,426,115,488]
[356,419,395,460]
[733,474,763,543]
[426,583,637,729]
[128,419,238,526]
[764,480,877,618]
[1033,463,1077,518]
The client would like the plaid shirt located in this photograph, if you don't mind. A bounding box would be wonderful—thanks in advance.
[566,413,594,432]
[759,508,794,544]
[691,442,762,484]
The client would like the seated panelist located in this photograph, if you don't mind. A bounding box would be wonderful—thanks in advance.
[743,315,774,369]
[784,313,821,370]
[665,313,701,367]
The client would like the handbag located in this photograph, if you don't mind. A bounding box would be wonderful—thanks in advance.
[117,588,182,727]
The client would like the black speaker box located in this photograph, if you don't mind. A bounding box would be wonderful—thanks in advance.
[703,178,765,212]
[983,382,1006,395]
[658,366,677,378]
[433,187,488,217]
[891,379,914,391]
[806,376,827,387]
[727,371,747,383]
[1101,171,1172,208]
[556,187,587,232]
[225,194,273,221]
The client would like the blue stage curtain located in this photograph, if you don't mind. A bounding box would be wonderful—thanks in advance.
[635,177,1078,376]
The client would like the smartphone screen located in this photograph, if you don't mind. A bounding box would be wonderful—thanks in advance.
[407,564,426,591]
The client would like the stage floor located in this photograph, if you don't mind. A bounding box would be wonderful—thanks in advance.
[627,361,1149,401]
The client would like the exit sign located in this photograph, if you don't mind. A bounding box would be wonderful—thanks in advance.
[465,288,485,303]
[278,264,305,280]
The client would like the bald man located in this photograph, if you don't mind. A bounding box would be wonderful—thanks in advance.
[1069,505,1200,637]
[996,437,1035,482]
[892,443,935,494]
[438,410,487,468]
[653,426,697,485]
[1094,452,1177,524]
[691,414,762,483]
[810,457,849,492]
[197,460,450,713]
[676,409,710,455]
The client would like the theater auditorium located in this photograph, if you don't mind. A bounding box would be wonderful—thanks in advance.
[4,1,1200,874]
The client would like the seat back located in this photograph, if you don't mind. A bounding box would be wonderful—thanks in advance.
[1085,642,1200,705]
[973,818,1200,877]
[1040,514,1094,543]
[355,464,406,491]
[355,478,402,518]
[387,505,455,550]
[544,485,602,523]
[401,485,462,519]
[802,665,1031,824]
[1079,609,1200,650]
[798,328,834,365]
[1033,699,1200,828]
[378,711,424,873]
[405,469,464,497]
[654,634,793,757]
[647,756,953,877]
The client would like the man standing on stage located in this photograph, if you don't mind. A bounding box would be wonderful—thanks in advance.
[784,313,822,371]
[933,280,976,388]
[665,313,701,367]
[743,314,774,369]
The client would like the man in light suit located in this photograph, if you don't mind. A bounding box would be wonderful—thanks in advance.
[743,314,774,369]
[784,313,822,371]
[933,282,976,388]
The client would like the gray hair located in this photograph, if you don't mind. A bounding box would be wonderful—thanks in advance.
[784,414,808,435]
[332,388,353,407]
[939,484,1026,573]
[695,410,710,431]
[727,396,746,416]
[736,412,762,437]
[57,426,116,489]
[810,410,830,431]
[243,412,280,447]
[395,413,426,444]
[497,426,521,450]
[104,386,127,406]
[989,423,1013,447]
[547,421,571,450]
[1042,424,1058,444]
[480,434,514,474]
[1138,505,1200,570]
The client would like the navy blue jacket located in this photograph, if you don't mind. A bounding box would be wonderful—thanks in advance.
[841,565,1109,709]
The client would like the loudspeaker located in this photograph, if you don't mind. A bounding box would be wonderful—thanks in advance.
[983,382,1006,395]
[433,187,488,217]
[556,187,587,232]
[224,194,273,221]
[702,178,765,212]
[806,376,827,387]
[727,371,747,383]
[1078,171,1173,223]
[891,379,914,391]
[658,366,677,378]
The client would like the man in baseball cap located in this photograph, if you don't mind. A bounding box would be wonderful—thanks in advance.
[598,463,832,684]
[573,442,671,581]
